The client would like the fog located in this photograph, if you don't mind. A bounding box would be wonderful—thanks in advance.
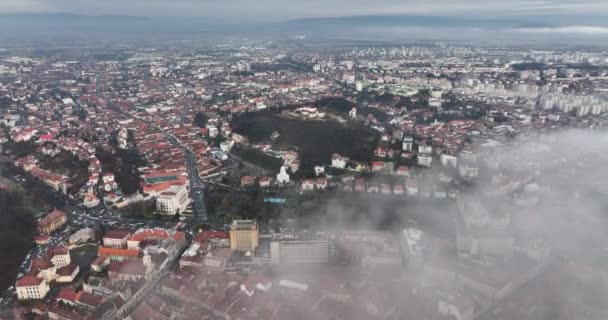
[262,128,608,319]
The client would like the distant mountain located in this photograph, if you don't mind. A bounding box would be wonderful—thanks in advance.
[287,15,523,29]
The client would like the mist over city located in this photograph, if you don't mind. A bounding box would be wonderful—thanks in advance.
[0,1,607,319]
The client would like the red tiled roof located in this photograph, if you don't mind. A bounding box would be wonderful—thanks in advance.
[98,247,140,258]
[57,264,79,277]
[57,287,77,302]
[16,276,43,287]
[103,230,131,240]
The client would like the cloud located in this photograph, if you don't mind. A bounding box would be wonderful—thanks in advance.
[1,0,607,20]
[518,25,608,34]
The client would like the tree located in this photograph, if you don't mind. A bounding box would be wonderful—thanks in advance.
[193,112,209,128]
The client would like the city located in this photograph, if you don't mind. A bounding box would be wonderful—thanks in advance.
[1,2,608,320]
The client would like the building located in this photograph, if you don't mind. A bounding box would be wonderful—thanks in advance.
[69,228,95,245]
[16,276,50,300]
[156,184,190,215]
[276,166,290,185]
[402,136,414,152]
[331,154,347,169]
[440,154,458,168]
[103,230,131,248]
[56,264,80,283]
[400,228,425,266]
[417,154,433,167]
[49,246,71,268]
[37,209,67,235]
[229,220,259,252]
[30,167,68,194]
[97,247,140,262]
[270,240,329,265]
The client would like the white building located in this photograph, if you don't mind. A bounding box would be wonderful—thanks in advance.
[331,154,347,169]
[418,144,432,154]
[417,154,433,167]
[355,82,363,92]
[401,228,425,265]
[16,277,50,300]
[270,240,329,265]
[349,107,357,119]
[156,184,191,215]
[440,154,458,168]
[276,166,290,185]
[314,166,325,176]
[49,248,71,268]
[402,136,414,152]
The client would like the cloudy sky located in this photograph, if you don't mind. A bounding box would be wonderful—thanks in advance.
[2,0,608,21]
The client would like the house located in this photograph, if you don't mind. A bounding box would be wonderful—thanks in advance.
[301,179,315,191]
[393,185,405,195]
[331,154,347,169]
[396,166,410,176]
[417,154,433,167]
[374,146,387,158]
[241,175,255,187]
[349,107,357,119]
[354,179,366,192]
[380,184,392,195]
[284,150,298,163]
[315,177,328,190]
[406,181,419,196]
[314,166,325,176]
[259,176,271,188]
[371,161,385,173]
[367,182,379,193]
[288,159,300,173]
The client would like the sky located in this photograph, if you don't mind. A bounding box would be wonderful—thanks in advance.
[2,0,608,21]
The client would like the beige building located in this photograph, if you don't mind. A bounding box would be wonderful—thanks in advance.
[16,276,50,300]
[156,184,190,215]
[229,220,259,252]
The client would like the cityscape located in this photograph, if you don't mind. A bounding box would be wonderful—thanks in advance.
[1,1,608,320]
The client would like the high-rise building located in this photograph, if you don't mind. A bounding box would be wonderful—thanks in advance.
[270,240,329,265]
[230,220,259,252]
